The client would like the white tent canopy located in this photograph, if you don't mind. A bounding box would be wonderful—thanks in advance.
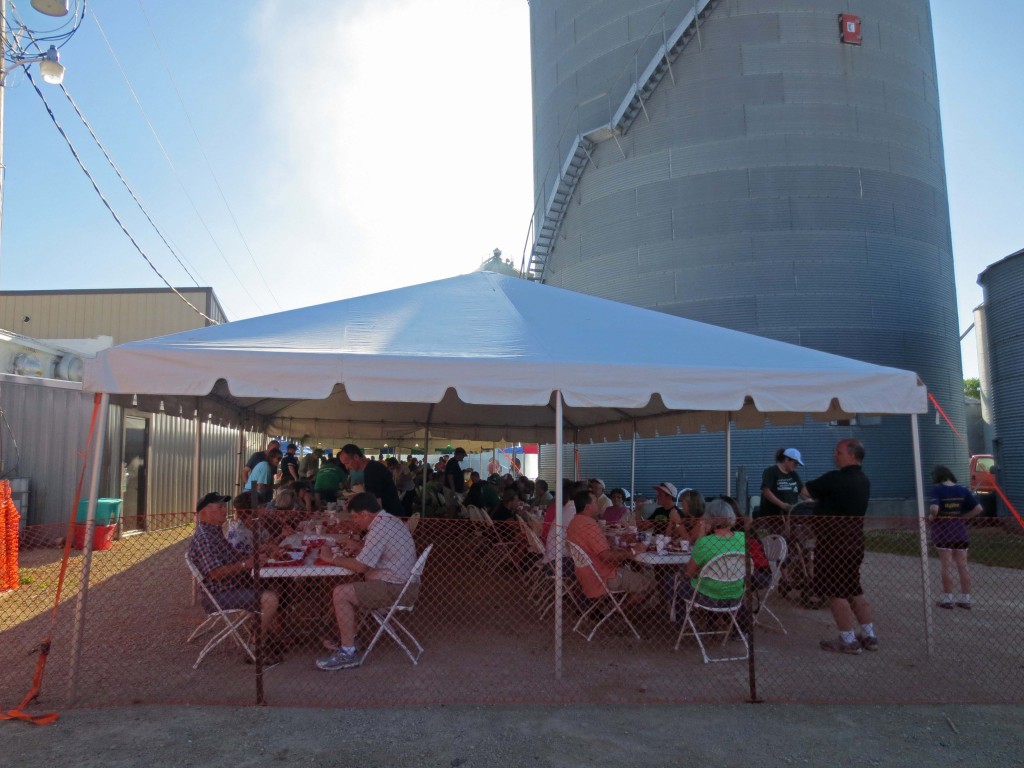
[71,272,934,688]
[83,272,926,442]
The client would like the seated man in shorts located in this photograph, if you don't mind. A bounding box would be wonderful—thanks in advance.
[188,492,283,663]
[566,489,654,605]
[316,492,419,670]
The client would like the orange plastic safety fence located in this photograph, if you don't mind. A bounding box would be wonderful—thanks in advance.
[0,480,19,593]
[2,509,1022,709]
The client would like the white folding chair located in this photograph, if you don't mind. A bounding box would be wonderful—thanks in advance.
[525,521,582,619]
[518,518,552,609]
[674,551,748,663]
[567,542,640,641]
[405,512,421,534]
[756,534,788,634]
[360,544,433,666]
[479,508,521,573]
[185,553,256,669]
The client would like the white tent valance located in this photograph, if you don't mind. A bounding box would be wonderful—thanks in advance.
[83,272,926,442]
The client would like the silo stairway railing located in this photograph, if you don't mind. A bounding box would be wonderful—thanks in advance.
[525,0,719,283]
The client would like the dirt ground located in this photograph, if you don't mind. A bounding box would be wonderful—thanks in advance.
[6,703,1024,767]
[3,519,1023,711]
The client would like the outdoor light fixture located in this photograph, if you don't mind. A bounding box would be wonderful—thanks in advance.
[38,45,64,84]
[30,0,70,16]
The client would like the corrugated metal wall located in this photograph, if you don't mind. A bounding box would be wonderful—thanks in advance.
[978,250,1024,515]
[0,375,265,529]
[0,375,100,527]
[202,423,246,500]
[147,412,200,528]
[540,417,913,512]
[530,0,966,496]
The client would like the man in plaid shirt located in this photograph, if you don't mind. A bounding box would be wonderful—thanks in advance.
[189,492,283,661]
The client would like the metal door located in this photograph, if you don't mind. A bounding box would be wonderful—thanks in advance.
[122,415,149,531]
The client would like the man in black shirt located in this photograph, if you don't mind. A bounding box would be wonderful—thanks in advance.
[339,443,405,517]
[806,438,877,655]
[280,443,300,484]
[444,447,468,498]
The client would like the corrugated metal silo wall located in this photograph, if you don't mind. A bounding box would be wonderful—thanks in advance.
[0,377,98,526]
[979,252,1024,515]
[530,0,966,496]
[540,420,897,510]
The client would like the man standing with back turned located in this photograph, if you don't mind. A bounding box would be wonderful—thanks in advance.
[806,438,878,655]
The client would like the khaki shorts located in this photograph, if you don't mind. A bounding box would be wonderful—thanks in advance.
[607,568,654,596]
[353,579,419,610]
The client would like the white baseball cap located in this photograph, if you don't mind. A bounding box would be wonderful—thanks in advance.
[783,448,804,466]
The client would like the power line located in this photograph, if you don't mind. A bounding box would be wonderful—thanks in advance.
[56,82,203,287]
[90,9,262,317]
[25,67,218,325]
[135,0,282,311]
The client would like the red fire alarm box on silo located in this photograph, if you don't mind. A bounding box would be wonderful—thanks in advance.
[839,14,862,45]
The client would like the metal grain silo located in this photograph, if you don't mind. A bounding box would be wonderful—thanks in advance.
[527,0,965,497]
[978,249,1024,516]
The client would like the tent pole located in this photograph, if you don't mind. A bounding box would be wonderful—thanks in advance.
[192,403,203,505]
[573,429,580,481]
[238,425,247,496]
[422,424,431,517]
[630,421,637,521]
[191,403,203,607]
[911,414,934,656]
[725,412,732,496]
[554,392,564,680]
[68,392,109,705]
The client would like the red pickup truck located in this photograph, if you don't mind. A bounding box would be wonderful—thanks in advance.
[969,455,996,494]
[969,454,1000,518]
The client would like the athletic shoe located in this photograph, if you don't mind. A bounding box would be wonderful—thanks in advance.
[956,601,972,610]
[859,634,879,652]
[936,601,954,610]
[316,648,363,671]
[819,637,863,655]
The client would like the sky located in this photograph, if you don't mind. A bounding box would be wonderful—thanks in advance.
[1,0,1019,380]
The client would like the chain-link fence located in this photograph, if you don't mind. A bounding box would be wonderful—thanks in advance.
[2,506,1022,712]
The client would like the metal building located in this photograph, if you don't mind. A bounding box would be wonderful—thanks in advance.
[527,0,965,497]
[0,287,226,344]
[978,248,1024,516]
[0,289,265,531]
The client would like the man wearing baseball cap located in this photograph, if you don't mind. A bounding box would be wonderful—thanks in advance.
[188,492,283,663]
[639,482,679,535]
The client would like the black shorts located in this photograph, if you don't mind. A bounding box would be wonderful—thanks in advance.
[935,540,969,551]
[813,546,864,600]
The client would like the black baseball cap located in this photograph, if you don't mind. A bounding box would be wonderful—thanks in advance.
[196,492,231,512]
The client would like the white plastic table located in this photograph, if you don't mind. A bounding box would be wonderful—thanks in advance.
[633,551,690,566]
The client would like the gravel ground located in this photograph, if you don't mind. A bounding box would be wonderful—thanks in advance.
[5,703,1024,767]
[3,520,1023,710]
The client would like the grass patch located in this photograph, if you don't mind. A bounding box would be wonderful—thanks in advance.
[865,529,1024,570]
